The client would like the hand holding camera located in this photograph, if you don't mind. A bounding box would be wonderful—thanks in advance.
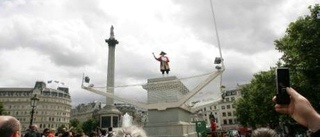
[275,67,290,104]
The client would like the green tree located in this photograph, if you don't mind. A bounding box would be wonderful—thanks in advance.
[69,118,83,134]
[82,118,99,135]
[235,3,320,131]
[274,4,320,109]
[235,69,279,128]
[57,124,67,133]
[0,102,5,115]
[70,118,80,127]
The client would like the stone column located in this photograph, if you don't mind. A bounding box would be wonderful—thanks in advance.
[97,26,121,129]
[105,25,119,106]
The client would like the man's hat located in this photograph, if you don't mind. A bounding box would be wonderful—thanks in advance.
[160,51,166,55]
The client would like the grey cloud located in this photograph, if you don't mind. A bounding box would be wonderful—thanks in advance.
[1,0,316,107]
[0,19,100,67]
[0,0,113,68]
[172,0,286,54]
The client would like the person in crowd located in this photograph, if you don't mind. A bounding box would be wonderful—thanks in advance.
[107,127,115,137]
[61,131,73,137]
[48,128,55,137]
[55,127,67,137]
[115,125,147,137]
[96,127,107,137]
[100,129,107,137]
[75,132,87,137]
[251,128,277,137]
[0,116,21,137]
[24,124,41,137]
[42,128,49,137]
[90,131,99,137]
[153,51,170,76]
[273,87,320,137]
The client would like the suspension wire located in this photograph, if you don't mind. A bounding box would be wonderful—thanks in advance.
[209,0,224,67]
[93,70,216,89]
[209,0,225,92]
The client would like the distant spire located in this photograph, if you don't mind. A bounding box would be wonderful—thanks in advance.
[110,25,115,39]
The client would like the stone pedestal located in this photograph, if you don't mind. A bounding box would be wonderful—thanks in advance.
[144,108,197,137]
[143,76,197,137]
[95,105,122,129]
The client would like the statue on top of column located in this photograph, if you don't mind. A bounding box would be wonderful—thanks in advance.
[110,25,115,39]
[105,25,119,45]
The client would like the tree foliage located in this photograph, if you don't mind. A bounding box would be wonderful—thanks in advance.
[0,102,5,115]
[69,118,83,134]
[70,118,80,127]
[274,4,320,109]
[234,69,279,128]
[57,124,67,133]
[82,118,99,135]
[235,4,320,129]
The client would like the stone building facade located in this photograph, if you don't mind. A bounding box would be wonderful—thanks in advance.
[217,88,241,129]
[200,86,242,130]
[0,81,71,133]
[71,101,102,123]
[71,102,146,126]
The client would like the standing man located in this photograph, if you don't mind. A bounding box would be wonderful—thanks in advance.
[24,124,41,137]
[209,113,217,137]
[153,51,170,76]
[0,116,21,137]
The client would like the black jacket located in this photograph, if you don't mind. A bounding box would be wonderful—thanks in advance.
[23,131,41,137]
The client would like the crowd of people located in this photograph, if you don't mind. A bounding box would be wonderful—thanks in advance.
[0,118,147,137]
[1,87,320,137]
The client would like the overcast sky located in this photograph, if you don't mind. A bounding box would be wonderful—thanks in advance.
[0,0,318,107]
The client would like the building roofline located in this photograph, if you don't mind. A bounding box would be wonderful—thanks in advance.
[0,88,33,91]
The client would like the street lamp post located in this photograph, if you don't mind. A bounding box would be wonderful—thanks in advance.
[29,94,39,127]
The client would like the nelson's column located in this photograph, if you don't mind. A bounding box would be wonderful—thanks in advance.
[96,26,121,129]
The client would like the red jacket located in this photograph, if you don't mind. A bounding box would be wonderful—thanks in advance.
[156,56,170,70]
